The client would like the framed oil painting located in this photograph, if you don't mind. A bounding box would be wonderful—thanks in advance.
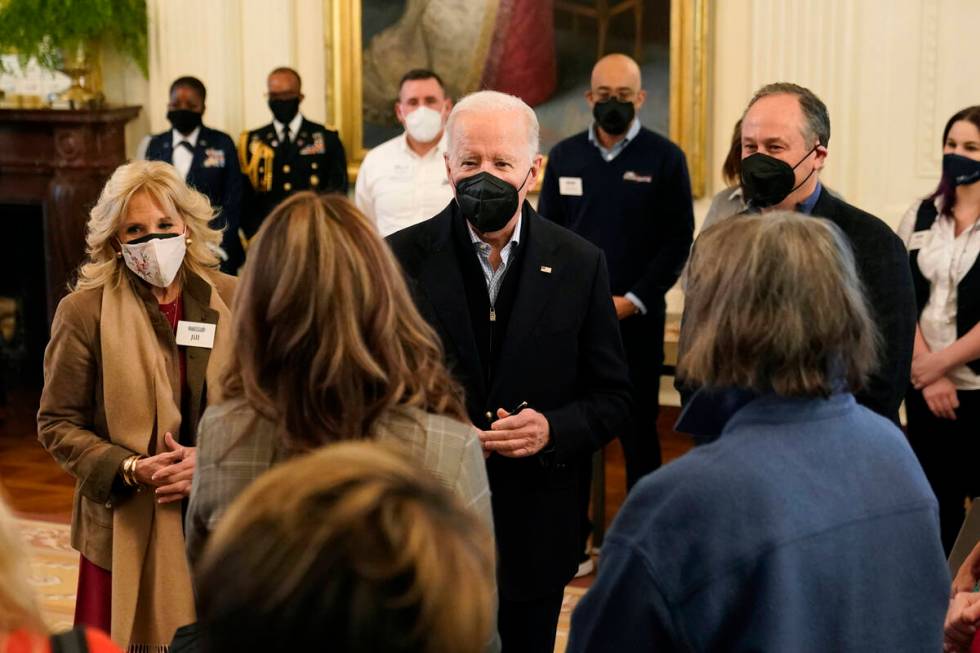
[325,0,708,196]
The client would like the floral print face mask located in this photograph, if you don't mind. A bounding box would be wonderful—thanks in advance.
[121,232,187,288]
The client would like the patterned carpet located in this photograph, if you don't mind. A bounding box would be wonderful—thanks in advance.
[17,517,588,653]
[17,518,77,633]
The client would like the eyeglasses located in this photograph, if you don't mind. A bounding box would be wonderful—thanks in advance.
[593,89,636,103]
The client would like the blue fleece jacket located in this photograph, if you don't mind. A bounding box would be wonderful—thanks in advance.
[568,392,949,652]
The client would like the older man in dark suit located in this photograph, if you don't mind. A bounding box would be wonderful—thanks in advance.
[387,90,631,653]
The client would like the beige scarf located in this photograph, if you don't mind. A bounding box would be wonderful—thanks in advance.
[100,272,233,652]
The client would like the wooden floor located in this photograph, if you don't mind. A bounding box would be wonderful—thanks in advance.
[593,404,692,531]
[0,390,693,528]
[0,389,75,522]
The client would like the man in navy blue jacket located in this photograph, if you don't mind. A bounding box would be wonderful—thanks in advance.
[144,76,245,273]
[538,54,694,491]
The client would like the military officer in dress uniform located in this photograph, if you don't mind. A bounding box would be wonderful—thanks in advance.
[238,66,349,237]
[144,76,245,273]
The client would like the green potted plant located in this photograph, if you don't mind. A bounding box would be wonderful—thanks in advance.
[0,0,147,107]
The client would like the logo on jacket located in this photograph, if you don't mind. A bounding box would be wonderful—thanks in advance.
[622,171,653,183]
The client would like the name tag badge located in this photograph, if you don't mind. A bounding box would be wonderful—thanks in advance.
[908,230,931,251]
[175,320,216,349]
[559,176,583,196]
[389,164,412,182]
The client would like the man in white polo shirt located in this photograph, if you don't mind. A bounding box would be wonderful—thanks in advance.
[355,69,454,236]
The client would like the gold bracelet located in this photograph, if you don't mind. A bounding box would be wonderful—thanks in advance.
[130,455,143,487]
[121,455,141,487]
[121,456,134,487]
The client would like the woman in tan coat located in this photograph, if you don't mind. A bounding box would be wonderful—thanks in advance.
[37,161,236,652]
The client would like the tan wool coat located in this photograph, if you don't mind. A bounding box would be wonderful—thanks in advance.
[37,268,236,650]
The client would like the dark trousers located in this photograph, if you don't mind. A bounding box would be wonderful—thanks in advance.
[578,311,665,557]
[619,312,664,489]
[498,590,565,653]
[905,386,980,553]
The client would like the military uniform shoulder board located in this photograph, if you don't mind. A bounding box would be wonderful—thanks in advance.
[239,129,275,192]
[237,131,251,170]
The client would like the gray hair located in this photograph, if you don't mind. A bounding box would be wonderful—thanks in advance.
[744,82,831,147]
[678,211,878,397]
[445,90,539,161]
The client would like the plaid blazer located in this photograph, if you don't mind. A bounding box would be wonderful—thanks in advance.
[184,398,494,565]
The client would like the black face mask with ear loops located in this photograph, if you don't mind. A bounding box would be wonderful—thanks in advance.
[454,169,531,234]
[593,99,635,136]
[167,109,202,136]
[740,143,820,209]
[268,98,300,124]
[943,153,980,187]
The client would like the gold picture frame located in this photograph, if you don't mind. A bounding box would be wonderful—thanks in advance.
[325,0,709,197]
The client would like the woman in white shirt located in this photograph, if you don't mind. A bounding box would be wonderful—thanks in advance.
[898,105,980,553]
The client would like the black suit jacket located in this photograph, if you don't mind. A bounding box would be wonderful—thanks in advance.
[677,188,916,425]
[810,189,916,422]
[388,201,631,600]
[238,118,348,237]
[145,126,244,273]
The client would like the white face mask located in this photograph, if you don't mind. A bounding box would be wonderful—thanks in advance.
[121,233,187,288]
[403,106,444,143]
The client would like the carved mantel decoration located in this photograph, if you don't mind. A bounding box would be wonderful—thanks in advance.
[0,106,140,321]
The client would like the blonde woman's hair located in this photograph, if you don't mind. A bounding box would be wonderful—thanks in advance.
[74,160,222,291]
[678,212,879,397]
[195,441,495,653]
[0,493,45,634]
[223,192,467,449]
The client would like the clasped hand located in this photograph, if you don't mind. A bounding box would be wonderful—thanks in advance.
[944,592,980,653]
[134,432,196,504]
[479,407,550,458]
[912,350,951,389]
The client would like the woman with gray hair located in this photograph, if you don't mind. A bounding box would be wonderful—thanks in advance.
[37,160,236,652]
[568,213,949,652]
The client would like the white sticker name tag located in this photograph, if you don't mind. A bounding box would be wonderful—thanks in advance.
[559,176,583,196]
[908,230,931,251]
[176,320,216,349]
[388,164,412,181]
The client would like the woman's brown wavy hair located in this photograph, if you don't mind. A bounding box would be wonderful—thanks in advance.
[223,192,467,449]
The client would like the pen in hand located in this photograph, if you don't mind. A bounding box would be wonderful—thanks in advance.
[486,401,528,423]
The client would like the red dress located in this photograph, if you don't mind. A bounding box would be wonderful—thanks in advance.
[4,627,123,653]
[74,296,186,634]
